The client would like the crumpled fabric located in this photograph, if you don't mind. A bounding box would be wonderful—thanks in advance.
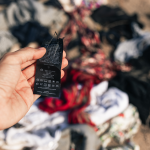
[98,105,141,149]
[85,82,129,126]
[0,0,35,30]
[60,6,100,54]
[1,128,61,150]
[58,0,82,12]
[71,51,131,83]
[58,0,107,12]
[126,45,150,83]
[0,99,68,150]
[102,143,140,150]
[0,0,68,33]
[11,21,52,47]
[109,72,150,124]
[39,81,94,126]
[39,81,129,127]
[114,23,150,63]
[44,0,63,9]
[91,6,143,29]
[82,0,108,9]
[91,6,143,47]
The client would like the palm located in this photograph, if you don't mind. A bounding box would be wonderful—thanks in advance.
[0,47,68,130]
[1,73,35,128]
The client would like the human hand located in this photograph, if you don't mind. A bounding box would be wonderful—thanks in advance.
[0,47,68,130]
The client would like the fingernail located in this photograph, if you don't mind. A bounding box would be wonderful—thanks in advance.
[38,47,45,50]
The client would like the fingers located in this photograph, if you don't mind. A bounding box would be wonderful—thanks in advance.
[2,47,46,65]
[1,48,64,70]
[61,58,68,69]
[21,50,66,70]
[28,76,35,88]
[21,60,36,70]
[61,70,65,78]
[62,51,68,69]
[63,51,66,58]
[22,63,36,80]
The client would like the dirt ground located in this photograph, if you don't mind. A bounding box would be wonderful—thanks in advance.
[107,0,150,149]
[108,0,150,31]
[133,125,150,150]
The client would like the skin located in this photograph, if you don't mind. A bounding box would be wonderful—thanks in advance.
[0,47,68,130]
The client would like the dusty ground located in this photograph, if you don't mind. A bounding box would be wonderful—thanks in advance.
[108,0,150,31]
[133,125,150,150]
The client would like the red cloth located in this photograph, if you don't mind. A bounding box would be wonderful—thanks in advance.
[70,69,101,84]
[39,81,95,126]
[71,51,131,83]
[60,7,101,55]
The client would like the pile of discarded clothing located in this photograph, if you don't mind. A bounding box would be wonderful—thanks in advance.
[0,0,150,150]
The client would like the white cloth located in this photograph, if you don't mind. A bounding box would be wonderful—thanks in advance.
[58,0,82,12]
[1,98,68,150]
[2,128,61,150]
[18,99,68,131]
[110,104,140,132]
[114,23,150,63]
[0,0,68,32]
[85,81,129,125]
[90,81,109,105]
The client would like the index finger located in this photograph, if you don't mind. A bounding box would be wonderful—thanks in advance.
[21,49,66,70]
[63,51,66,58]
[11,47,46,65]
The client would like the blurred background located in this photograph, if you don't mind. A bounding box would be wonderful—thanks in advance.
[0,0,150,150]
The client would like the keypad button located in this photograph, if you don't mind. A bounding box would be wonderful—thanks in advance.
[48,80,51,83]
[44,79,47,82]
[44,83,47,86]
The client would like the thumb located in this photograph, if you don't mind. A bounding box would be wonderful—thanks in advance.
[2,47,46,65]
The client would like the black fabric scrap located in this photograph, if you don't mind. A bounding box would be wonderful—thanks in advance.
[0,0,15,5]
[91,6,143,47]
[11,21,52,47]
[126,46,150,83]
[109,72,150,125]
[44,0,63,9]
